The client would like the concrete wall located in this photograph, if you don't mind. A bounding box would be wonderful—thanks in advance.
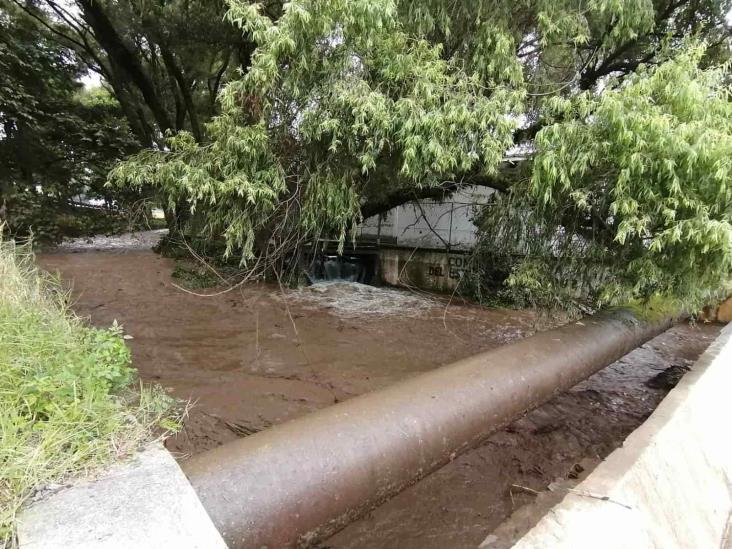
[504,323,732,549]
[360,186,494,250]
[719,296,732,323]
[379,247,470,292]
[18,444,226,549]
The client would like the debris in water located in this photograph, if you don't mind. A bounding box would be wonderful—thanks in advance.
[644,363,691,390]
[57,230,167,251]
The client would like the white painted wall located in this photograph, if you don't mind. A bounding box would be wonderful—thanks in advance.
[359,186,495,250]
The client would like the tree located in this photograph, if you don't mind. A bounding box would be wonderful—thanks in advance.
[111,0,522,265]
[9,0,260,234]
[12,0,253,147]
[480,44,732,310]
[109,0,731,305]
[0,1,138,241]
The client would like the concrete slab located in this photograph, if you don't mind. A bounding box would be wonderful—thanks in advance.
[503,324,732,549]
[17,443,226,549]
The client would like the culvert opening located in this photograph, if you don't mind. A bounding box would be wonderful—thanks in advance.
[305,252,379,285]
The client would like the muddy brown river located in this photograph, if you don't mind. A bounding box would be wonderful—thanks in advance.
[39,233,720,548]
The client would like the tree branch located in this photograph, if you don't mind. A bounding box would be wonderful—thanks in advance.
[10,0,88,52]
[160,45,203,141]
[76,0,173,133]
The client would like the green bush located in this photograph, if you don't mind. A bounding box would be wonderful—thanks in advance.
[0,235,179,546]
[3,191,140,245]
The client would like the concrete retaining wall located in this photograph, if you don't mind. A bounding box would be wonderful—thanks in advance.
[506,323,732,549]
[379,247,469,292]
[719,297,732,323]
[17,443,226,549]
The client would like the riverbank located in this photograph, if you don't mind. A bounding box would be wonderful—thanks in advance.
[39,232,720,548]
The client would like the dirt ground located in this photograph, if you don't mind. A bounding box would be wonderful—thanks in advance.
[39,232,720,549]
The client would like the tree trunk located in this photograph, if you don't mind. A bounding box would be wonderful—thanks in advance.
[160,46,203,141]
[77,0,173,134]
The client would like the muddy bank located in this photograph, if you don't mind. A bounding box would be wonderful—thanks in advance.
[39,233,720,548]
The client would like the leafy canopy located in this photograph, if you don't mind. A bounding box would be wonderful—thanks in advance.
[111,0,522,260]
[0,1,139,241]
[482,44,732,310]
[109,0,732,308]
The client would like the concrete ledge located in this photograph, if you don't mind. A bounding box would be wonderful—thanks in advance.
[507,324,732,549]
[17,443,226,549]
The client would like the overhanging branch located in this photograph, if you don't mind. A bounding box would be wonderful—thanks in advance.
[360,160,527,219]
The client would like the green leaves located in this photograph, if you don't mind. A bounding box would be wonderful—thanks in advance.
[109,0,731,310]
[114,0,520,263]
[514,42,732,309]
[0,238,179,544]
[0,4,140,242]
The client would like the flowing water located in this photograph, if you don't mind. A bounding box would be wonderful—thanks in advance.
[307,254,376,284]
[39,231,720,548]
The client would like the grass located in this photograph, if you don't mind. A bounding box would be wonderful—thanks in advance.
[0,236,180,546]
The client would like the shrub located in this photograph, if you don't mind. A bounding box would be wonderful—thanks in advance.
[0,235,179,546]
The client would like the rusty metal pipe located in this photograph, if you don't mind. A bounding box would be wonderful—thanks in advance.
[182,309,675,547]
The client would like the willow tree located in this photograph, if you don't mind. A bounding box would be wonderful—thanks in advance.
[478,44,732,311]
[110,0,732,307]
[111,0,523,264]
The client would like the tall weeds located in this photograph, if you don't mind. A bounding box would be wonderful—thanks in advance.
[0,236,178,546]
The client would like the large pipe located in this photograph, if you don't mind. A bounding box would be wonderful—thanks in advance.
[182,309,675,548]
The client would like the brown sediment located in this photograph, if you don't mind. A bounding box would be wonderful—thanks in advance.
[38,234,720,548]
[325,324,718,549]
[39,245,545,457]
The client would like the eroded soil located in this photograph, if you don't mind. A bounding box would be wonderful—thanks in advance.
[40,233,720,548]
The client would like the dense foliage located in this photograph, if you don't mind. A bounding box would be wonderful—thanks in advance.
[109,0,731,308]
[0,237,178,545]
[8,0,732,308]
[110,0,522,266]
[9,0,248,147]
[479,45,732,310]
[0,2,139,242]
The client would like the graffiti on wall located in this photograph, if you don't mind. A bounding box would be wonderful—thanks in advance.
[427,265,444,277]
[448,256,466,279]
[426,255,467,280]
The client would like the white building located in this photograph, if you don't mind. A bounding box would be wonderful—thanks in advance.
[358,186,495,250]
